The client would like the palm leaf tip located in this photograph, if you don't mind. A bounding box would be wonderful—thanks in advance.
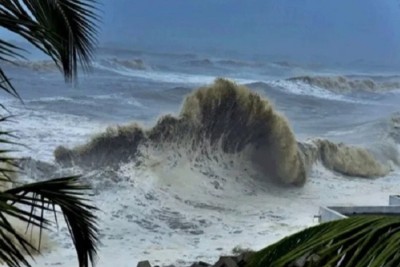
[30,0,99,82]
[5,176,100,267]
[246,215,400,267]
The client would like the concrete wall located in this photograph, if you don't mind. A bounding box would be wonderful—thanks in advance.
[333,206,400,216]
[389,195,400,206]
[318,206,347,223]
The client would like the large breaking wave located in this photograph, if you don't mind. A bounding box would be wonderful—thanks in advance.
[54,79,398,186]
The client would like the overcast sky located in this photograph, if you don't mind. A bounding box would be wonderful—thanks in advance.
[2,0,400,65]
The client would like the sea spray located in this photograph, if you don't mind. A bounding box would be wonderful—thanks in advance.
[389,112,400,143]
[54,124,145,169]
[178,78,306,185]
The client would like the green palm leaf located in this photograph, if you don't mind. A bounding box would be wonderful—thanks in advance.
[0,116,21,185]
[246,216,400,267]
[0,0,99,100]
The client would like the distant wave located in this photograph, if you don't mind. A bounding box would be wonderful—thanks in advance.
[255,80,354,102]
[184,58,263,68]
[184,59,214,67]
[4,58,148,72]
[287,75,400,93]
[216,59,263,68]
[94,62,256,85]
[4,60,58,72]
[271,61,298,68]
[98,58,148,70]
[94,64,217,84]
[54,79,395,190]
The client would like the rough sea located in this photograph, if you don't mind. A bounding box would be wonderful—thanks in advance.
[2,46,400,266]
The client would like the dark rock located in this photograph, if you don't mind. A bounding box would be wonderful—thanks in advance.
[137,260,152,267]
[306,254,320,264]
[55,124,145,170]
[232,252,254,267]
[190,261,211,267]
[288,252,310,267]
[189,229,204,235]
[230,252,251,267]
[213,257,238,267]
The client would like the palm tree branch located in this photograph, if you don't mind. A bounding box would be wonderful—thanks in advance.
[247,216,400,267]
[0,2,100,266]
[0,0,99,101]
[1,0,99,81]
[4,176,99,267]
[0,39,26,62]
[0,212,37,267]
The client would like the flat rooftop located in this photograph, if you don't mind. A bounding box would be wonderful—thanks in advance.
[318,195,400,223]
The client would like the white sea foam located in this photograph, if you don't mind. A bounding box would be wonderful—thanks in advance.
[16,157,400,267]
[2,117,399,267]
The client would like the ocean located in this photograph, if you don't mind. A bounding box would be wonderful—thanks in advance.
[2,46,400,266]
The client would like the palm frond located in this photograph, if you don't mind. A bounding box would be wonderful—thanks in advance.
[0,39,26,63]
[0,176,99,267]
[0,0,99,84]
[21,0,99,81]
[0,37,26,99]
[0,208,39,267]
[246,216,400,267]
[0,1,100,266]
[0,67,20,100]
[0,115,99,267]
[0,115,24,186]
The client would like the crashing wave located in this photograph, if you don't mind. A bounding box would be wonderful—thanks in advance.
[54,79,394,187]
[287,75,400,93]
[55,79,306,186]
[299,140,391,178]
